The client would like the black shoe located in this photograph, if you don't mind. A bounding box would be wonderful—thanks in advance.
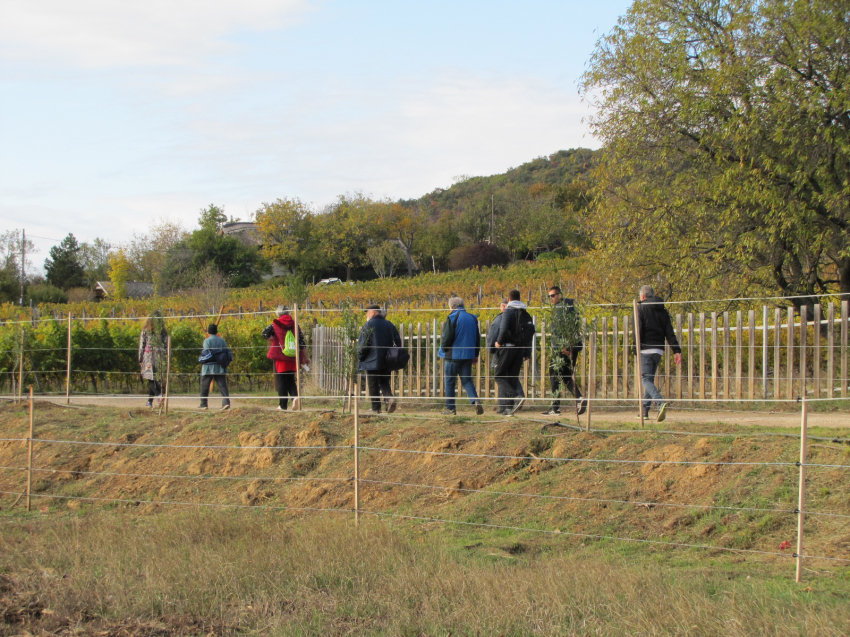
[510,397,525,414]
[386,397,398,414]
[576,398,588,416]
[541,407,560,415]
[441,408,457,416]
[221,404,230,411]
[475,402,484,415]
[657,403,668,422]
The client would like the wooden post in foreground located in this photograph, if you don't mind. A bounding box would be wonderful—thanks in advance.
[163,335,172,415]
[633,299,644,428]
[293,303,302,411]
[353,374,361,525]
[65,313,72,405]
[26,387,34,512]
[796,397,809,584]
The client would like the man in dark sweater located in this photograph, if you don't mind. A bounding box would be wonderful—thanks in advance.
[493,290,534,415]
[358,304,401,414]
[638,285,682,421]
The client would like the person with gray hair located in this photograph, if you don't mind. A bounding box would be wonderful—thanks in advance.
[637,285,682,421]
[438,297,483,415]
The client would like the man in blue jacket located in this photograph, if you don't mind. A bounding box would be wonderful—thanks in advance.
[358,305,401,414]
[439,297,484,415]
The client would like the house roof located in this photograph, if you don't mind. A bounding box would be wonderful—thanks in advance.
[94,281,155,299]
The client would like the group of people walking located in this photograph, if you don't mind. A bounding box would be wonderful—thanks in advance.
[137,285,682,421]
[355,284,681,421]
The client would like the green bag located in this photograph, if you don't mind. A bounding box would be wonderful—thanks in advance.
[283,330,297,357]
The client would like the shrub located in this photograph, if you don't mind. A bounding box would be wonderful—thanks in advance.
[447,243,511,271]
[28,283,68,304]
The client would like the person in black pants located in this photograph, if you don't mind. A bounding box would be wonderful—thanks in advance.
[358,305,401,414]
[262,306,309,410]
[493,290,534,415]
[543,286,587,416]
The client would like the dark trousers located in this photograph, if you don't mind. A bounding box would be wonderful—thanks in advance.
[200,374,230,408]
[549,349,582,408]
[365,370,393,412]
[494,347,525,411]
[146,380,162,404]
[274,371,298,409]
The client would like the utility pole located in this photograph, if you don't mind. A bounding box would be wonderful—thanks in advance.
[19,229,25,305]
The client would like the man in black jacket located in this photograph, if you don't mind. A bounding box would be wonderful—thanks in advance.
[493,290,534,415]
[358,305,401,414]
[638,285,682,421]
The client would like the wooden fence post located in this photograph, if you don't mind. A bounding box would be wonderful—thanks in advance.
[26,387,34,512]
[813,304,821,399]
[633,300,643,427]
[18,328,24,404]
[66,313,72,405]
[787,308,795,401]
[749,309,756,400]
[827,303,835,399]
[164,335,172,415]
[796,397,809,583]
[763,305,770,399]
[587,329,596,432]
[353,373,360,526]
[841,300,848,398]
[774,308,781,400]
[293,303,302,411]
[800,305,808,400]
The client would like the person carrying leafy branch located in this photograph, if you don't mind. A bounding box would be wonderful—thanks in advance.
[138,311,168,408]
[543,286,587,416]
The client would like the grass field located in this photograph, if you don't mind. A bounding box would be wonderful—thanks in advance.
[1,402,849,635]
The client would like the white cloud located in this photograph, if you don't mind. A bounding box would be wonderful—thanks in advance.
[0,0,313,68]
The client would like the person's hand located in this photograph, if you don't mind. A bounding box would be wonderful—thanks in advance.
[495,342,501,348]
[674,353,682,365]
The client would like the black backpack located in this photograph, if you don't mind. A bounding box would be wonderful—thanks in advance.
[512,309,536,349]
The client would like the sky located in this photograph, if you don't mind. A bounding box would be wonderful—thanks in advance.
[0,0,631,262]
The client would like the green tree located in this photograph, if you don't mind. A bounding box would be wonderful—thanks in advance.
[108,248,131,300]
[79,238,112,285]
[581,0,850,305]
[255,198,317,275]
[198,204,229,232]
[315,193,374,281]
[44,234,85,290]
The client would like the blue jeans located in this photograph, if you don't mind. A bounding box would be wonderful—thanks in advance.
[640,353,664,412]
[444,359,479,411]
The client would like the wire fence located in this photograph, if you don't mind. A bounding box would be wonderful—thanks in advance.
[2,387,848,584]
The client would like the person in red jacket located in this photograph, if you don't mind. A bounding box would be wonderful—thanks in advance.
[262,305,309,410]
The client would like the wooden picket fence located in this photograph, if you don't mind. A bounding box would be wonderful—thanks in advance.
[312,302,850,405]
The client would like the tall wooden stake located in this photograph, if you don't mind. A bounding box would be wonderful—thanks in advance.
[293,303,302,411]
[163,335,172,415]
[587,329,595,432]
[353,374,361,525]
[633,299,644,428]
[65,313,72,405]
[796,397,809,583]
[18,328,24,404]
[26,386,34,512]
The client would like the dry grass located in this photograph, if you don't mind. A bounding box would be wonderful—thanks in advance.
[1,510,849,636]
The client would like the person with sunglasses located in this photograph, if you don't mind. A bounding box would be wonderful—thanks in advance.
[543,286,587,416]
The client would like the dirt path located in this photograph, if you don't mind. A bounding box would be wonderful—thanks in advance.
[31,395,850,429]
